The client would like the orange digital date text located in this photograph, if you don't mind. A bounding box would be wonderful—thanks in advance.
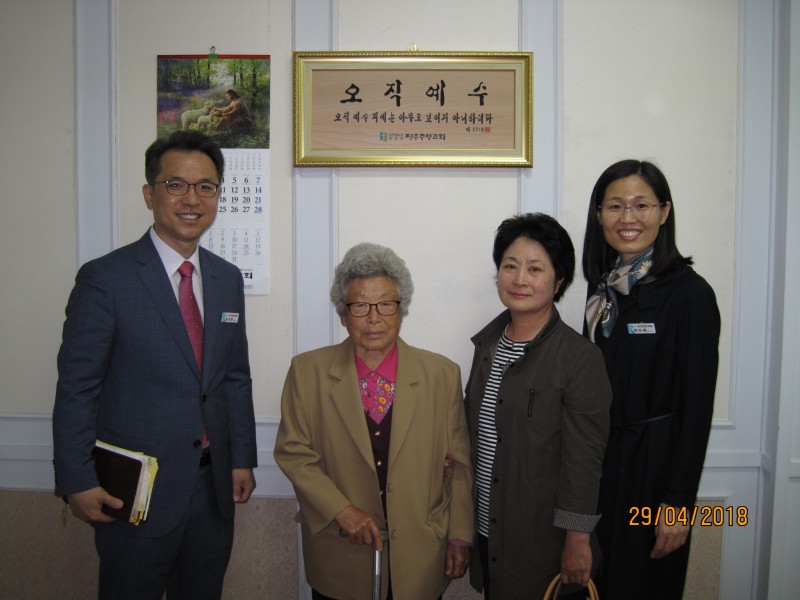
[628,505,749,527]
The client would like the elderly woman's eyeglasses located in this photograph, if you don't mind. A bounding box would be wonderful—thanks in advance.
[600,201,665,218]
[345,301,401,317]
[155,180,220,198]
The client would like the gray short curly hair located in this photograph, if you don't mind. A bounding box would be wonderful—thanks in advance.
[330,243,414,318]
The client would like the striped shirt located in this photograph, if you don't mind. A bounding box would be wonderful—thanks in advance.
[475,330,528,536]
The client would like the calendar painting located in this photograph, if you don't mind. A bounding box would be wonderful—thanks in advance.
[157,54,271,294]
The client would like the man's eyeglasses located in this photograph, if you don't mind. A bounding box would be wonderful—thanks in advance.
[600,201,665,218]
[345,301,401,317]
[155,180,220,198]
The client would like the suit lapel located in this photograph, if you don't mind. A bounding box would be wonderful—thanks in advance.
[136,233,202,382]
[388,338,421,465]
[199,250,221,388]
[329,339,375,469]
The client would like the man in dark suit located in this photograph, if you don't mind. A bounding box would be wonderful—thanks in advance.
[53,131,257,599]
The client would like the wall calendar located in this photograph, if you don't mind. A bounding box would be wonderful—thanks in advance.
[200,148,269,294]
[157,53,271,294]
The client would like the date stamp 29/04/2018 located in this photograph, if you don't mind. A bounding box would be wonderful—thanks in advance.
[628,505,749,527]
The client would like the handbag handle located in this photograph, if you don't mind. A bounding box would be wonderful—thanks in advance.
[543,574,599,600]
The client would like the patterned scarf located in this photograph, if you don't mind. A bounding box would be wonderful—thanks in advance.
[585,247,654,342]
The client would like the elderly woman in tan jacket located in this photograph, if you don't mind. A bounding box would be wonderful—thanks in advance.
[275,242,474,600]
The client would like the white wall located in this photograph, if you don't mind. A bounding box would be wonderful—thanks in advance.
[332,0,522,370]
[113,0,295,417]
[329,1,737,420]
[769,0,800,595]
[561,0,736,419]
[0,0,736,422]
[0,1,76,414]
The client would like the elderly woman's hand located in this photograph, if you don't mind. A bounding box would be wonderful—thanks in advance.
[335,504,384,550]
[445,543,470,578]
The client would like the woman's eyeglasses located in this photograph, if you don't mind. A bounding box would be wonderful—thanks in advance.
[600,201,665,218]
[345,301,401,317]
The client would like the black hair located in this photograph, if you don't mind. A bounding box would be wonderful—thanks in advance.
[144,130,224,185]
[493,212,575,302]
[581,159,692,287]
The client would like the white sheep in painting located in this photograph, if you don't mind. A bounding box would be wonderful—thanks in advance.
[193,113,222,131]
[180,101,214,130]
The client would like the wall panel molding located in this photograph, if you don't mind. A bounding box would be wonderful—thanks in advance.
[519,0,561,217]
[698,467,763,600]
[75,0,117,265]
[2,412,749,500]
[0,413,293,498]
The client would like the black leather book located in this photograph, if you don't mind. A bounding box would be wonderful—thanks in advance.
[91,442,156,524]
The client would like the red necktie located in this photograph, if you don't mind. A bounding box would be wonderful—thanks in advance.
[178,261,203,369]
[178,261,208,447]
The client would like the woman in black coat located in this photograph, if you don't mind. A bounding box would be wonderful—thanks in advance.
[582,160,720,599]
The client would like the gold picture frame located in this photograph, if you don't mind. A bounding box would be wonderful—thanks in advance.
[294,51,533,167]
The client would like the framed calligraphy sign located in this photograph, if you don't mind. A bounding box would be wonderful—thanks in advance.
[294,51,533,167]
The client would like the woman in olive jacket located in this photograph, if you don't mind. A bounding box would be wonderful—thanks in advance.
[464,213,611,600]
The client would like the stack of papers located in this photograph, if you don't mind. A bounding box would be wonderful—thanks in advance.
[92,440,159,526]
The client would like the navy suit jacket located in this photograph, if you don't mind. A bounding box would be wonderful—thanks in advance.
[53,232,257,537]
